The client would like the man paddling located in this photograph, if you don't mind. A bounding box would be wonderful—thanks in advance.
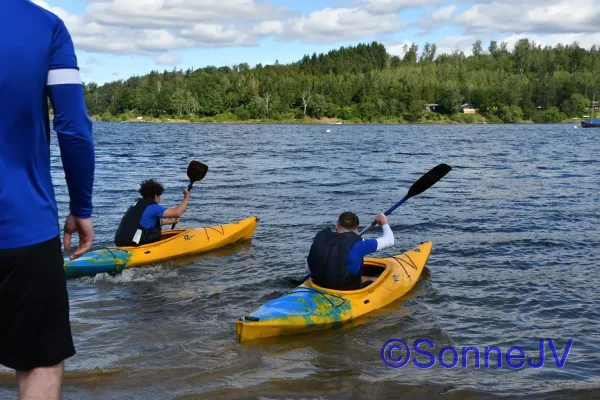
[306,212,395,290]
[114,179,191,246]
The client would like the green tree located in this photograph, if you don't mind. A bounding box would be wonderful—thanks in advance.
[438,83,463,114]
[561,93,590,117]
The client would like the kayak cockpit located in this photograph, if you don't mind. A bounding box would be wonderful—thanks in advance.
[362,263,386,280]
[158,229,186,241]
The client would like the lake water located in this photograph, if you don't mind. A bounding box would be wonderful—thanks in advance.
[1,122,598,399]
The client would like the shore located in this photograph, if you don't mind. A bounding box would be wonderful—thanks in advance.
[85,114,588,125]
[89,114,494,124]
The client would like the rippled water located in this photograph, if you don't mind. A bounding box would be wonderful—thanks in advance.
[1,122,599,399]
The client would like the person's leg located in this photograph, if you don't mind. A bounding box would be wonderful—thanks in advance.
[0,237,75,399]
[16,363,64,400]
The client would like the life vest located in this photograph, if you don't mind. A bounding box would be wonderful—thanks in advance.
[114,198,162,246]
[306,228,362,290]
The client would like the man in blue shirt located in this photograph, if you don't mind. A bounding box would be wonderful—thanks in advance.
[114,179,191,246]
[307,212,395,290]
[0,1,95,398]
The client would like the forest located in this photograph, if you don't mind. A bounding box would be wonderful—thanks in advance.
[83,39,600,123]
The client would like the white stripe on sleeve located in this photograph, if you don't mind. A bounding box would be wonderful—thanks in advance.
[47,69,82,86]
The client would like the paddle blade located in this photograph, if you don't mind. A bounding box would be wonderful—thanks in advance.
[406,163,452,199]
[187,161,208,183]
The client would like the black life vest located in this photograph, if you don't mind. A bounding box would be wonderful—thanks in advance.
[306,228,362,290]
[114,198,162,246]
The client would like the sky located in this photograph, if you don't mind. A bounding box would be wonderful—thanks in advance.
[34,0,600,84]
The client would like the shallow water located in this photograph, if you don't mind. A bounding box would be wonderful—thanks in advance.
[1,122,599,399]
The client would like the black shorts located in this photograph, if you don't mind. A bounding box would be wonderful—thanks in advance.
[0,236,75,371]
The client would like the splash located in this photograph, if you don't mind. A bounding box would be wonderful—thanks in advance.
[79,265,179,284]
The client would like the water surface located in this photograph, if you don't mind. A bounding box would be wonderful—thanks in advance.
[1,122,598,399]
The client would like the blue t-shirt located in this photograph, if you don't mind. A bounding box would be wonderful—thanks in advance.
[347,239,378,275]
[140,204,168,229]
[0,0,95,249]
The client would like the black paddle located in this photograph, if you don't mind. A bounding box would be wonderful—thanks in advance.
[297,163,452,284]
[171,161,208,229]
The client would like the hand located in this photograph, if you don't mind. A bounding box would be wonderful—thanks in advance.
[374,213,387,226]
[183,188,191,199]
[64,214,94,260]
[173,217,180,224]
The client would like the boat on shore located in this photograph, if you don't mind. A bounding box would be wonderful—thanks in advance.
[581,95,600,128]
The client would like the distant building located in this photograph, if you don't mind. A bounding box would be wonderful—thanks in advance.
[425,104,438,112]
[589,101,599,111]
[461,103,476,114]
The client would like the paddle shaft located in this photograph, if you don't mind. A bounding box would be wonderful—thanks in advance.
[170,181,194,229]
[358,196,407,236]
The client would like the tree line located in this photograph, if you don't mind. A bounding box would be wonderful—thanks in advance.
[82,39,600,123]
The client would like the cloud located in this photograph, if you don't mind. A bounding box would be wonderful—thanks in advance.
[500,32,600,51]
[33,0,600,65]
[86,57,103,65]
[253,20,284,36]
[281,7,403,43]
[420,5,457,28]
[85,0,287,29]
[155,53,181,65]
[434,34,480,55]
[180,24,255,46]
[455,0,600,34]
[33,0,283,55]
[387,40,413,56]
[363,0,443,14]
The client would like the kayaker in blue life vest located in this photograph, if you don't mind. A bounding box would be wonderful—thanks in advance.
[306,211,394,290]
[114,179,191,246]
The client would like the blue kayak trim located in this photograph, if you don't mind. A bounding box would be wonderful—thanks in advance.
[64,249,132,278]
[246,287,352,325]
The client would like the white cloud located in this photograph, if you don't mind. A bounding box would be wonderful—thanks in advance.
[155,53,181,65]
[33,0,600,64]
[85,0,287,29]
[432,5,457,20]
[387,40,413,56]
[434,34,479,55]
[86,57,102,65]
[501,33,600,51]
[282,8,403,43]
[363,0,442,14]
[180,24,254,46]
[253,20,284,36]
[419,4,457,28]
[456,0,600,34]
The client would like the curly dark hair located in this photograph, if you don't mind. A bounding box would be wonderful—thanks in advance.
[139,179,164,199]
[338,211,359,230]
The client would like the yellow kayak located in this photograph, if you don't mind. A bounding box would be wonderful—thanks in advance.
[64,216,258,278]
[236,241,432,342]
